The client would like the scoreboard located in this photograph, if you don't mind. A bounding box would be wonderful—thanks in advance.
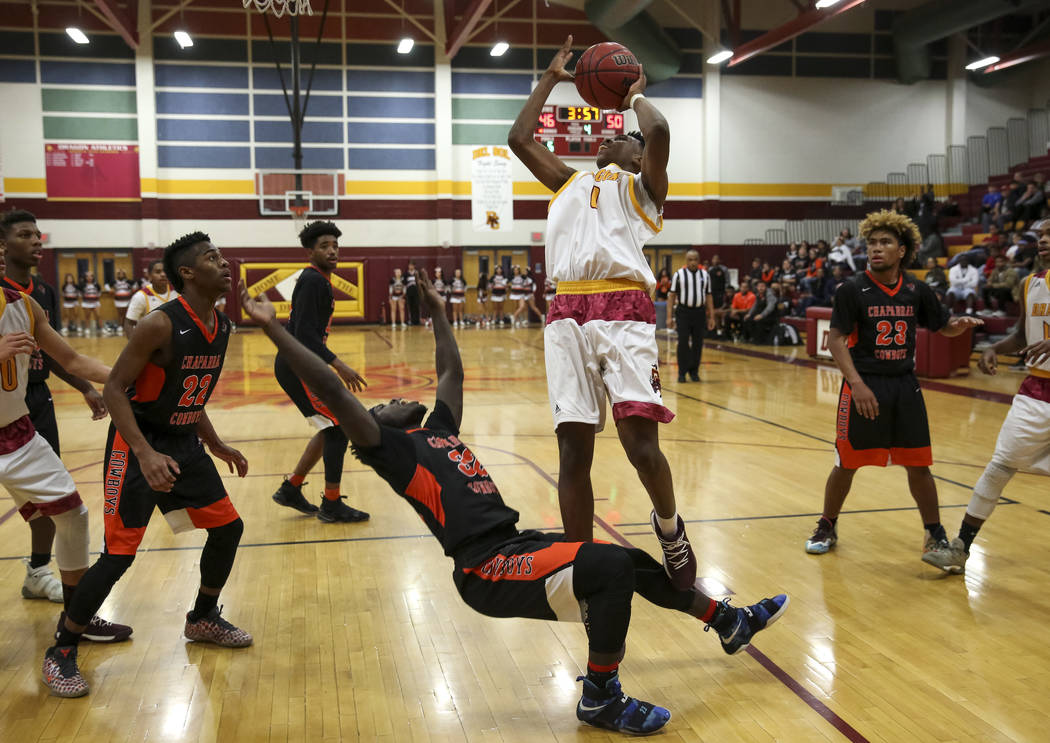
[533,104,626,158]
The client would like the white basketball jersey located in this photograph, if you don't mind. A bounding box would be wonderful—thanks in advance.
[0,288,34,427]
[546,165,662,291]
[1022,270,1050,376]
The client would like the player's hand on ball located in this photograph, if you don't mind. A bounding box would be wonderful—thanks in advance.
[977,347,998,375]
[1021,339,1050,368]
[0,331,36,362]
[619,66,647,111]
[545,35,575,83]
[239,282,276,324]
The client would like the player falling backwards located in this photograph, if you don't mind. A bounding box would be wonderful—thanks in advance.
[508,36,697,589]
[241,270,788,735]
[44,233,251,697]
[943,218,1050,571]
[804,210,982,568]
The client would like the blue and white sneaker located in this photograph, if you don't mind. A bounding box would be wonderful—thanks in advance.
[805,518,837,554]
[706,594,790,655]
[576,675,671,735]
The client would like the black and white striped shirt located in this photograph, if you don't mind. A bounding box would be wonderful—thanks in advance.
[669,267,710,308]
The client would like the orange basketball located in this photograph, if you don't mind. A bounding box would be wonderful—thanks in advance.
[574,42,640,110]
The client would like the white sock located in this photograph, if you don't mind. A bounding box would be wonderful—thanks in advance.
[655,511,679,537]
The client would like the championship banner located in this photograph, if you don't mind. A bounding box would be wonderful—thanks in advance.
[44,143,141,201]
[471,145,514,232]
[239,262,364,321]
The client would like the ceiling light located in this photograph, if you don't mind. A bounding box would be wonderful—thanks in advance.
[815,0,844,8]
[965,56,1000,71]
[490,41,509,57]
[174,30,193,49]
[707,50,733,64]
[65,27,89,44]
[397,38,414,54]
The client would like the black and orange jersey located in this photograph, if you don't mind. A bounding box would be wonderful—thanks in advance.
[283,265,335,364]
[129,297,230,434]
[3,275,58,384]
[830,270,949,376]
[352,400,520,566]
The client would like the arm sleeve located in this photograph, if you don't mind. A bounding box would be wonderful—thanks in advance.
[290,273,337,364]
[917,281,951,332]
[125,292,147,321]
[829,282,859,335]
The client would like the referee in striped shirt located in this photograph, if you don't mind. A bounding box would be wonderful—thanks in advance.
[667,249,715,382]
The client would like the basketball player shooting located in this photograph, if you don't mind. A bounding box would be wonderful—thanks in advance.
[507,36,697,590]
[240,271,788,735]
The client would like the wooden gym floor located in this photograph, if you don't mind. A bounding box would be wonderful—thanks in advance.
[1,324,1048,742]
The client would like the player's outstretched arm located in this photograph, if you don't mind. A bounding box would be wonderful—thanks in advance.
[240,284,381,448]
[49,363,107,420]
[28,296,110,383]
[418,270,464,428]
[621,70,669,208]
[508,35,576,193]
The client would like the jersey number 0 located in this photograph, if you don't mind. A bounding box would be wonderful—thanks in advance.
[0,358,16,392]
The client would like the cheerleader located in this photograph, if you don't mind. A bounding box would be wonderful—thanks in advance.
[543,275,557,324]
[107,269,134,332]
[489,265,508,325]
[449,268,467,327]
[427,266,449,327]
[521,268,543,324]
[389,267,407,327]
[509,265,528,327]
[79,271,102,335]
[60,273,80,335]
[476,272,490,327]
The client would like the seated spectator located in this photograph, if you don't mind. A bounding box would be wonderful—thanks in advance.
[778,258,796,285]
[981,255,1018,316]
[1012,232,1039,279]
[947,243,989,269]
[980,184,1003,232]
[785,242,799,263]
[1016,181,1046,224]
[742,280,778,344]
[760,261,776,284]
[655,268,671,301]
[892,197,907,215]
[797,266,834,314]
[827,264,848,295]
[981,245,1001,278]
[945,255,979,314]
[923,257,948,301]
[997,175,1026,229]
[827,237,856,272]
[748,257,762,282]
[725,279,756,341]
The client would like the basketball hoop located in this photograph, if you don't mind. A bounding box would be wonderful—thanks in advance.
[242,0,313,18]
[290,205,310,239]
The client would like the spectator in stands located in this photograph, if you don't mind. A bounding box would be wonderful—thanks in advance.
[748,257,762,282]
[1012,232,1039,279]
[797,266,834,314]
[981,245,1001,278]
[655,268,671,301]
[997,175,1025,229]
[1016,182,1046,224]
[827,237,856,272]
[914,184,938,239]
[980,184,1003,232]
[828,264,848,294]
[892,197,907,215]
[786,242,798,263]
[945,255,979,315]
[798,242,811,267]
[980,254,1018,317]
[947,241,989,269]
[743,280,777,344]
[916,224,945,268]
[725,279,756,341]
[760,261,776,284]
[778,258,796,285]
[707,254,728,311]
[924,257,948,301]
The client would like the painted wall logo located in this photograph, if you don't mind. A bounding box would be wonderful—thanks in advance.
[239,262,364,321]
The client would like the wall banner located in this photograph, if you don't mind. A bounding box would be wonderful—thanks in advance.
[471,146,514,233]
[44,143,141,201]
[239,262,364,321]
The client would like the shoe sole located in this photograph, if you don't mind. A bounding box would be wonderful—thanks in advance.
[55,629,133,643]
[185,635,253,648]
[921,553,965,574]
[316,512,370,523]
[805,541,835,554]
[272,492,320,515]
[43,677,88,698]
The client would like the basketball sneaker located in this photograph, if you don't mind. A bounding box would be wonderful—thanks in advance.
[43,645,88,697]
[575,675,670,734]
[705,594,790,655]
[22,558,63,602]
[318,496,370,523]
[805,518,837,554]
[650,512,697,590]
[921,534,963,573]
[184,606,253,648]
[55,611,133,643]
[272,479,319,515]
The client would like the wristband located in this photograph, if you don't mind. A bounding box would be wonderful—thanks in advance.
[629,93,646,110]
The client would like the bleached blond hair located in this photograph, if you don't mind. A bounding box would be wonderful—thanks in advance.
[859,210,922,266]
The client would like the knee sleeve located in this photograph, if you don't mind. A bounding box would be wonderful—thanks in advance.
[200,518,243,589]
[67,552,135,626]
[968,461,1016,520]
[51,503,90,572]
[321,425,349,483]
[575,545,635,654]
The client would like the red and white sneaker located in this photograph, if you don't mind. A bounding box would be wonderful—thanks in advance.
[55,611,133,643]
[42,645,89,697]
[184,606,253,648]
[651,512,698,591]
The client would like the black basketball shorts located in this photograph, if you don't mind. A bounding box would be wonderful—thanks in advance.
[275,355,338,429]
[835,372,932,469]
[26,382,60,456]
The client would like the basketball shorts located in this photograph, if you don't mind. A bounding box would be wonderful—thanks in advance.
[835,372,932,469]
[26,381,60,455]
[453,530,586,623]
[987,377,1050,474]
[0,417,82,522]
[545,298,673,432]
[275,355,337,430]
[102,424,238,556]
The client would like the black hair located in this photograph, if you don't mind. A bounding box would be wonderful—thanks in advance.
[298,220,341,250]
[149,259,165,273]
[0,208,37,238]
[627,130,645,147]
[164,231,211,292]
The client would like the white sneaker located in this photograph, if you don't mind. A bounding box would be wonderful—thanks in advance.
[22,559,63,603]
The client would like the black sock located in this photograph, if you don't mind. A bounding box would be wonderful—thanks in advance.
[924,522,947,543]
[821,516,837,527]
[55,622,82,647]
[958,521,981,552]
[29,552,51,569]
[585,663,618,692]
[188,590,219,622]
[62,583,77,612]
[708,601,735,633]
